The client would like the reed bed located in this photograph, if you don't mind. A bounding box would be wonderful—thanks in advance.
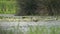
[0,24,60,34]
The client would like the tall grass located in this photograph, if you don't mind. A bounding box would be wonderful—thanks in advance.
[0,23,23,34]
[0,0,16,14]
[0,24,60,34]
[27,25,60,34]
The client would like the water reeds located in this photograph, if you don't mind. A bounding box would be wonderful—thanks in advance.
[27,25,60,34]
[0,24,60,34]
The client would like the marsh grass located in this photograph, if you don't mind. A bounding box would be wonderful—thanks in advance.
[0,16,60,22]
[27,25,60,34]
[0,24,23,34]
[0,24,60,34]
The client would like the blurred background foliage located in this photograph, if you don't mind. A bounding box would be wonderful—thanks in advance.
[0,0,17,14]
[16,0,60,16]
[0,0,60,16]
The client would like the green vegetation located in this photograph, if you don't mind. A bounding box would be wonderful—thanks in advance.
[27,25,60,34]
[0,0,60,16]
[0,0,17,14]
[0,25,60,34]
[16,0,60,16]
[0,24,23,34]
[0,16,59,22]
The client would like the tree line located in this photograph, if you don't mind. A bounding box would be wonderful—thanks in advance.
[16,0,60,16]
